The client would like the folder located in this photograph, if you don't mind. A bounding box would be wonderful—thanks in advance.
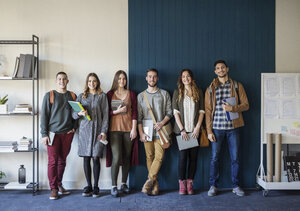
[223,97,239,121]
[68,101,91,120]
[176,133,199,150]
[143,120,153,141]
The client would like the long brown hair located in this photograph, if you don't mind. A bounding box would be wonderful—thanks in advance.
[83,73,102,98]
[177,69,200,102]
[109,70,128,92]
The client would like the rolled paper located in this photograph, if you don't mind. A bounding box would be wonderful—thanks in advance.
[267,133,273,182]
[275,134,282,182]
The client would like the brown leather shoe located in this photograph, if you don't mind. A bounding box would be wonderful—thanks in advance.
[151,180,159,196]
[49,189,59,200]
[58,186,70,195]
[141,179,154,195]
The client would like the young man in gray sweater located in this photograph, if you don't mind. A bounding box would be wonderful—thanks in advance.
[137,68,172,195]
[40,72,77,200]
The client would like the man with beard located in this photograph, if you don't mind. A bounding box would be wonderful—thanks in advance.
[205,60,249,197]
[137,68,172,196]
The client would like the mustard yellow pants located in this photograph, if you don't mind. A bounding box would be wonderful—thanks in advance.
[144,139,165,180]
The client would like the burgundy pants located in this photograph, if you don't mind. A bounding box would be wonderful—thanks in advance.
[47,132,74,190]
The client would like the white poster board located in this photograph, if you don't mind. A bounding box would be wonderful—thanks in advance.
[261,73,300,144]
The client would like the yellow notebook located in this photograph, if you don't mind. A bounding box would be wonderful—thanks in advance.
[68,101,91,120]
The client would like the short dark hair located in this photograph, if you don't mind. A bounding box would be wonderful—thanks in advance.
[146,68,158,76]
[56,71,68,79]
[214,60,227,68]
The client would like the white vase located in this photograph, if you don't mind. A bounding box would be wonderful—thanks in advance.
[0,104,8,114]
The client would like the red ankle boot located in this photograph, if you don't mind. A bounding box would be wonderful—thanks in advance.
[187,179,194,195]
[179,180,186,195]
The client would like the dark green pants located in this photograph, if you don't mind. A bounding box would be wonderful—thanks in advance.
[109,131,133,186]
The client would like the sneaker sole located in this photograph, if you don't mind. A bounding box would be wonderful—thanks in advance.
[82,193,92,197]
[58,191,70,195]
[49,196,58,200]
[232,190,245,197]
[93,194,100,198]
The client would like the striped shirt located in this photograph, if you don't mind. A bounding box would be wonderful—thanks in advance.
[212,80,234,130]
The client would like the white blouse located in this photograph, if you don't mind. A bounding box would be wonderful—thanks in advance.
[173,92,205,133]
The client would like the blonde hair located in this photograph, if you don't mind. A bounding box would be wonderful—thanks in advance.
[177,69,200,102]
[83,73,102,99]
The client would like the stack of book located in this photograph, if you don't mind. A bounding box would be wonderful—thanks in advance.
[0,141,17,152]
[12,54,37,78]
[18,137,32,151]
[11,104,32,114]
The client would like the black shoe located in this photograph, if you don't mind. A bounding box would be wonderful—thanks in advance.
[120,184,130,194]
[111,187,119,197]
[93,186,100,198]
[82,186,93,197]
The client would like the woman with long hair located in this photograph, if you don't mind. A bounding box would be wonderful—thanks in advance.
[72,73,109,198]
[106,70,138,197]
[172,69,204,195]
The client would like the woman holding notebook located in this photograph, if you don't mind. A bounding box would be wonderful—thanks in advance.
[106,70,138,197]
[172,69,205,195]
[72,72,109,198]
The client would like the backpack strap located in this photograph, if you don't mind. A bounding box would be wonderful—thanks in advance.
[233,80,239,103]
[70,91,76,101]
[209,84,213,105]
[50,90,54,104]
[50,90,76,105]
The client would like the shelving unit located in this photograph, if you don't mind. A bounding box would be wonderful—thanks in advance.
[0,35,39,194]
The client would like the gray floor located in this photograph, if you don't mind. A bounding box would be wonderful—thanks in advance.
[0,189,299,211]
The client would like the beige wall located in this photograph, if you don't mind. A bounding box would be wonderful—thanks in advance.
[1,0,300,190]
[276,0,300,73]
[0,0,128,189]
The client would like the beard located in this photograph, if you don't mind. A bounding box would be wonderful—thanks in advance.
[218,73,227,78]
[148,82,157,87]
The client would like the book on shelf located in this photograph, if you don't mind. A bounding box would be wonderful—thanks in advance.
[68,101,91,120]
[16,54,26,78]
[0,141,17,152]
[15,54,37,78]
[4,182,30,189]
[17,137,32,151]
[12,56,20,78]
[11,104,32,113]
[0,76,12,79]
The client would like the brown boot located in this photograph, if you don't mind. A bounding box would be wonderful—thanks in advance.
[49,189,59,200]
[151,180,159,196]
[58,186,70,195]
[141,179,154,195]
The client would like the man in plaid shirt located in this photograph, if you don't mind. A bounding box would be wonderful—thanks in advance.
[205,60,249,197]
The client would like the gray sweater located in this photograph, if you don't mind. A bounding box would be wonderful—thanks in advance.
[40,90,77,138]
[137,89,172,138]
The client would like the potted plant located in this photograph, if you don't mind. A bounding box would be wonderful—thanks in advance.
[0,94,8,114]
[0,171,6,180]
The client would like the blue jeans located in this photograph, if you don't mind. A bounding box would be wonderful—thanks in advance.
[209,128,240,188]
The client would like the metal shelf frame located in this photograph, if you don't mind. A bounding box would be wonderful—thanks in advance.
[0,35,39,194]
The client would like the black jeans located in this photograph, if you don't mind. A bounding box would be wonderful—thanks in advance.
[178,146,198,180]
[109,131,133,186]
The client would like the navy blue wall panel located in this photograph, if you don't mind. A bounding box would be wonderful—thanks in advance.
[129,0,275,190]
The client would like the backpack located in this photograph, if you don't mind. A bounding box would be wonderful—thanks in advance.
[50,90,76,104]
[208,80,239,104]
